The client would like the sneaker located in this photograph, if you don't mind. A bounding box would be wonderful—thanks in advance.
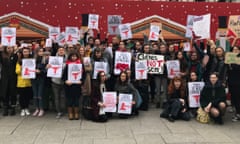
[56,112,62,119]
[25,109,30,116]
[20,109,25,117]
[38,110,44,117]
[232,114,240,122]
[32,109,39,116]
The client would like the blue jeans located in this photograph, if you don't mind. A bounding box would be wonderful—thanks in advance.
[31,78,44,109]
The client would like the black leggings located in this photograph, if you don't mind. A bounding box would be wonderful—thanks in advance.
[18,87,32,109]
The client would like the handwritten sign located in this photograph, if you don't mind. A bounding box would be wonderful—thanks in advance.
[103,92,117,113]
[45,38,52,47]
[93,62,107,79]
[57,32,65,46]
[137,53,165,74]
[183,42,191,51]
[22,59,36,79]
[228,15,240,38]
[118,93,133,114]
[225,52,240,64]
[65,27,79,45]
[1,27,16,46]
[192,13,211,39]
[119,23,132,40]
[166,60,180,79]
[114,51,132,75]
[68,64,82,83]
[135,60,147,80]
[188,82,205,108]
[49,27,60,41]
[83,57,91,65]
[185,15,195,38]
[108,15,121,35]
[88,14,99,29]
[47,56,63,78]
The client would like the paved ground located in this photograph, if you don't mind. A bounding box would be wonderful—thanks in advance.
[0,105,239,144]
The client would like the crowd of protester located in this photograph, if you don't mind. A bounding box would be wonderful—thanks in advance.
[0,29,239,125]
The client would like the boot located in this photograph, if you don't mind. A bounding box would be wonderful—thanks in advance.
[68,107,74,120]
[74,107,79,120]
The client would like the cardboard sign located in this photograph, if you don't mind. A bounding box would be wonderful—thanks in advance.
[22,59,36,79]
[118,93,133,114]
[68,64,82,83]
[119,23,132,40]
[114,51,132,75]
[188,82,205,108]
[166,60,180,79]
[135,60,148,80]
[108,15,121,35]
[137,53,165,74]
[193,14,211,39]
[47,56,63,78]
[228,15,240,38]
[93,62,107,79]
[103,92,117,113]
[88,14,99,29]
[149,24,160,41]
[225,52,240,64]
[1,27,16,46]
[49,27,60,41]
[65,27,79,45]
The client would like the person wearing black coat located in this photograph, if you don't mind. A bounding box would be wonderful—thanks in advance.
[200,72,226,125]
[0,46,18,116]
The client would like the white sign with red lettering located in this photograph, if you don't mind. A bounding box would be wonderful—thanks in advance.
[183,42,191,51]
[93,62,107,79]
[108,15,121,35]
[188,82,205,108]
[119,23,132,40]
[22,59,36,79]
[47,56,63,78]
[149,24,160,41]
[68,64,82,83]
[49,27,60,41]
[65,27,79,45]
[103,92,117,113]
[1,27,16,46]
[135,60,147,80]
[118,93,133,114]
[166,60,180,79]
[88,14,99,29]
[114,51,132,75]
[45,38,52,47]
[57,32,65,46]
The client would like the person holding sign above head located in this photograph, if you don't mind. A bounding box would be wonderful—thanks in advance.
[200,72,226,125]
[90,71,109,122]
[31,47,47,117]
[0,46,18,116]
[15,47,33,116]
[160,76,191,122]
[115,71,138,118]
[62,52,85,120]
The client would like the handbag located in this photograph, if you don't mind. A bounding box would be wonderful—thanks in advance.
[196,107,210,123]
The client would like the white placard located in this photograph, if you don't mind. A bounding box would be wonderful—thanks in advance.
[118,93,133,114]
[185,15,195,38]
[93,62,107,79]
[65,27,79,45]
[67,64,82,83]
[188,82,205,108]
[149,24,160,41]
[45,38,52,47]
[1,27,16,46]
[22,59,36,79]
[119,23,132,40]
[183,42,191,51]
[108,15,121,35]
[135,60,148,80]
[57,32,65,46]
[114,51,132,75]
[49,27,60,41]
[193,14,211,39]
[166,60,180,79]
[47,56,63,78]
[103,92,117,113]
[88,14,99,29]
[83,57,91,65]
